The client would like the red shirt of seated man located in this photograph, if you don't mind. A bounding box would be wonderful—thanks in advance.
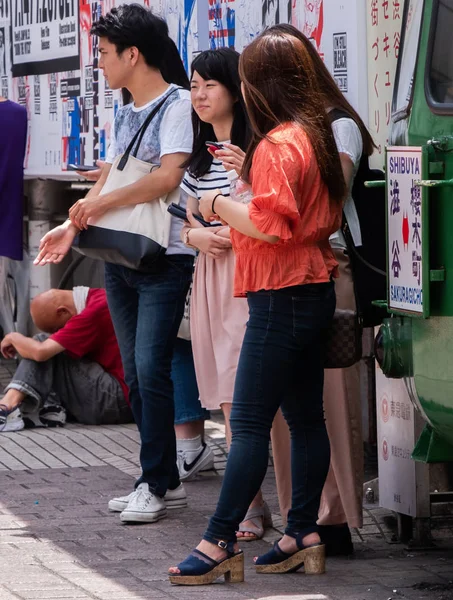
[50,289,128,402]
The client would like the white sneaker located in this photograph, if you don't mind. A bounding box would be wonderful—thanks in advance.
[165,483,187,510]
[0,407,24,432]
[109,483,187,512]
[109,490,137,512]
[177,441,215,481]
[120,483,167,523]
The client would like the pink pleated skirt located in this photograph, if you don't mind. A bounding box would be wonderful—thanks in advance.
[190,249,249,409]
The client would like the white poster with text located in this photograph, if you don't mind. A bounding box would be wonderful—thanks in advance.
[11,0,80,76]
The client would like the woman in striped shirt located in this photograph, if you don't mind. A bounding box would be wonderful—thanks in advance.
[180,48,273,541]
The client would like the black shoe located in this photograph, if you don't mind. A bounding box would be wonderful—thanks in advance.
[318,524,354,556]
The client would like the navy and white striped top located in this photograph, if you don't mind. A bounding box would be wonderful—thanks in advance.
[180,155,231,201]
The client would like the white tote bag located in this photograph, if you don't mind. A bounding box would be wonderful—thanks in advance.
[74,89,180,271]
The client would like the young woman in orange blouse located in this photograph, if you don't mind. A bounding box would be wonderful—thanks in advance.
[168,29,345,585]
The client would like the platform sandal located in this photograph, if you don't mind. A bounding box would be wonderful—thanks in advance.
[254,533,325,575]
[169,540,244,586]
[237,501,273,541]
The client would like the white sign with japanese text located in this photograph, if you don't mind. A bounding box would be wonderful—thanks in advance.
[387,146,423,314]
[376,364,416,517]
[366,0,402,169]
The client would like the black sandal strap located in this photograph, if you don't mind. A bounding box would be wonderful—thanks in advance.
[293,530,323,551]
[190,548,218,566]
[273,541,292,559]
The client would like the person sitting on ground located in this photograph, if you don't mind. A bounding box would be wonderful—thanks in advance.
[0,286,133,432]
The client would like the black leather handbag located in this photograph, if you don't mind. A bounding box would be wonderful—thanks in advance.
[324,308,363,369]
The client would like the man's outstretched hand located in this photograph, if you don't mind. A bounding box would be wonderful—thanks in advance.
[34,222,79,266]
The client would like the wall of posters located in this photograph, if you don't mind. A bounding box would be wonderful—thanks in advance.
[0,0,375,178]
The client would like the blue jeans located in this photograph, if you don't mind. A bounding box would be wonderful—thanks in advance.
[105,255,194,496]
[172,338,209,425]
[204,281,335,544]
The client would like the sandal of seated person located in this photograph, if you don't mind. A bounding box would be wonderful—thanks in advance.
[237,501,273,541]
[169,540,244,585]
[254,533,325,575]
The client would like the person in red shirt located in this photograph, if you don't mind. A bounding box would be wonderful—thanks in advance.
[0,287,132,431]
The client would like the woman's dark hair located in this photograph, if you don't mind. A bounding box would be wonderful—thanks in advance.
[239,30,346,202]
[183,48,251,178]
[91,4,189,89]
[270,24,375,156]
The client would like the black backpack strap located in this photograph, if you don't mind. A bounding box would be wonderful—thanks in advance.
[328,108,350,124]
[117,87,180,172]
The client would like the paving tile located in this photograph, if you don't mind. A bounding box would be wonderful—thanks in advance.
[0,361,452,600]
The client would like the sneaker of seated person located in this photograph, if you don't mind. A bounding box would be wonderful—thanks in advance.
[177,441,215,482]
[109,482,187,512]
[0,406,25,432]
[119,482,167,524]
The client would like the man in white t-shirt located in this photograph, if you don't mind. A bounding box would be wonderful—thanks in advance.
[34,5,196,524]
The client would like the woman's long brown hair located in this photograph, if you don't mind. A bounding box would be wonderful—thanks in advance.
[239,30,346,202]
[270,23,376,156]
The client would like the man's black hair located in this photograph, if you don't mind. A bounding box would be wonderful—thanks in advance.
[91,4,189,89]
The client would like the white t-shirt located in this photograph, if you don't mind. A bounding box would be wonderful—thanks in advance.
[330,117,363,249]
[106,85,195,256]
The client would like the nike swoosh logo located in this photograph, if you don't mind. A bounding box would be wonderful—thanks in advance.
[183,444,206,472]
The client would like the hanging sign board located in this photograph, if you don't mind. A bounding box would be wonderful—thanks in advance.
[387,146,425,316]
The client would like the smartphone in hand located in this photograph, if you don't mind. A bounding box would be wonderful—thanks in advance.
[205,141,224,153]
[167,203,214,227]
[68,164,98,172]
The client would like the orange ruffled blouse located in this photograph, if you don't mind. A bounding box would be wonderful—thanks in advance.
[231,122,342,297]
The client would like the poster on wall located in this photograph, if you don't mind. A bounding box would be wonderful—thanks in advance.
[290,0,367,117]
[11,0,80,76]
[0,0,11,96]
[292,0,324,51]
[262,0,291,28]
[366,0,403,168]
[376,365,417,517]
[151,0,198,70]
[209,0,236,48]
[233,0,292,53]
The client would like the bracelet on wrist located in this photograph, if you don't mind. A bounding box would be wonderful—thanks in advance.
[183,228,195,248]
[211,192,223,215]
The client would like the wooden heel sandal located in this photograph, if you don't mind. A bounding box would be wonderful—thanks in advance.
[169,541,244,586]
[255,537,325,575]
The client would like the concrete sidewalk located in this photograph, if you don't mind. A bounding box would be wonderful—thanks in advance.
[0,362,452,600]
